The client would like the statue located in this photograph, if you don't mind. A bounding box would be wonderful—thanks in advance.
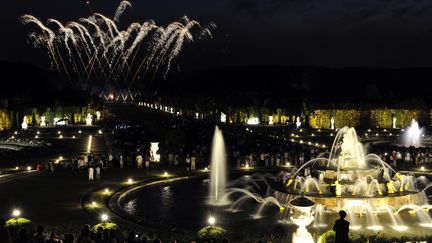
[296,117,301,129]
[85,113,93,126]
[331,117,335,130]
[21,116,28,130]
[40,116,46,127]
[392,116,397,129]
[96,111,101,121]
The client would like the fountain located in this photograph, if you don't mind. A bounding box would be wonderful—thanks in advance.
[290,195,315,243]
[208,126,228,205]
[403,119,423,148]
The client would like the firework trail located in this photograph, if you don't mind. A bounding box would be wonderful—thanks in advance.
[20,1,215,94]
[114,1,132,23]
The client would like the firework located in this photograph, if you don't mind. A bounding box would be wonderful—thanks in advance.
[20,2,215,97]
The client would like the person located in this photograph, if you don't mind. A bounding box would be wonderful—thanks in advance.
[88,167,94,181]
[16,228,30,243]
[333,210,350,243]
[95,165,101,180]
[136,154,143,169]
[32,225,47,243]
[190,154,197,171]
[77,227,94,243]
[0,218,10,243]
[119,155,124,168]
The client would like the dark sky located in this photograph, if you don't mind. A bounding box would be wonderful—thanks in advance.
[2,0,432,70]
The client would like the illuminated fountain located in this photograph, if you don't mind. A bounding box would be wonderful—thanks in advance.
[220,126,432,233]
[290,195,315,243]
[208,126,228,205]
[403,119,423,148]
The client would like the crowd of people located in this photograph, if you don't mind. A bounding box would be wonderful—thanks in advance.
[0,219,277,243]
[101,116,329,173]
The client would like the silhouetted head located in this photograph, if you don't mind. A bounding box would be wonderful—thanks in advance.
[37,225,44,234]
[339,210,347,219]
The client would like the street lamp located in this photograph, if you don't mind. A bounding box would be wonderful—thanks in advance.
[101,214,109,222]
[208,216,216,226]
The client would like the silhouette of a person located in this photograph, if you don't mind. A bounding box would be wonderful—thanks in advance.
[333,210,350,243]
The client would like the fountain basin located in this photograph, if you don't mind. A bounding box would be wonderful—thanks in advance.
[273,190,427,213]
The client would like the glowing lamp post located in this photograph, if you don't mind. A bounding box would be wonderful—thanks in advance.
[208,216,216,226]
[101,214,109,222]
[290,194,315,243]
[12,209,21,218]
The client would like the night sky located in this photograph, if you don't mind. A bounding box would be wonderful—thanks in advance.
[2,0,432,70]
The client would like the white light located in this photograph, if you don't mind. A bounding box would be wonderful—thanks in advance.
[391,225,408,231]
[307,141,312,145]
[72,136,76,139]
[421,166,425,171]
[208,216,216,225]
[322,145,326,148]
[98,130,103,134]
[164,171,168,177]
[204,167,208,172]
[35,135,39,139]
[101,214,109,222]
[15,166,19,170]
[27,166,31,171]
[87,135,92,152]
[92,201,97,206]
[330,133,334,136]
[57,131,61,134]
[350,225,362,231]
[375,133,379,137]
[150,142,160,162]
[247,117,259,125]
[367,225,383,231]
[104,188,110,194]
[127,178,133,183]
[268,116,274,125]
[59,135,63,139]
[78,130,82,134]
[245,164,250,169]
[368,129,371,132]
[220,113,227,123]
[389,133,393,136]
[384,129,387,132]
[286,162,291,167]
[37,131,40,134]
[300,140,304,144]
[12,209,21,217]
[311,133,315,136]
[14,131,18,135]
[59,156,63,160]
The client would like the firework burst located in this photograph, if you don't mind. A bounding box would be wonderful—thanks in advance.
[20,1,215,98]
